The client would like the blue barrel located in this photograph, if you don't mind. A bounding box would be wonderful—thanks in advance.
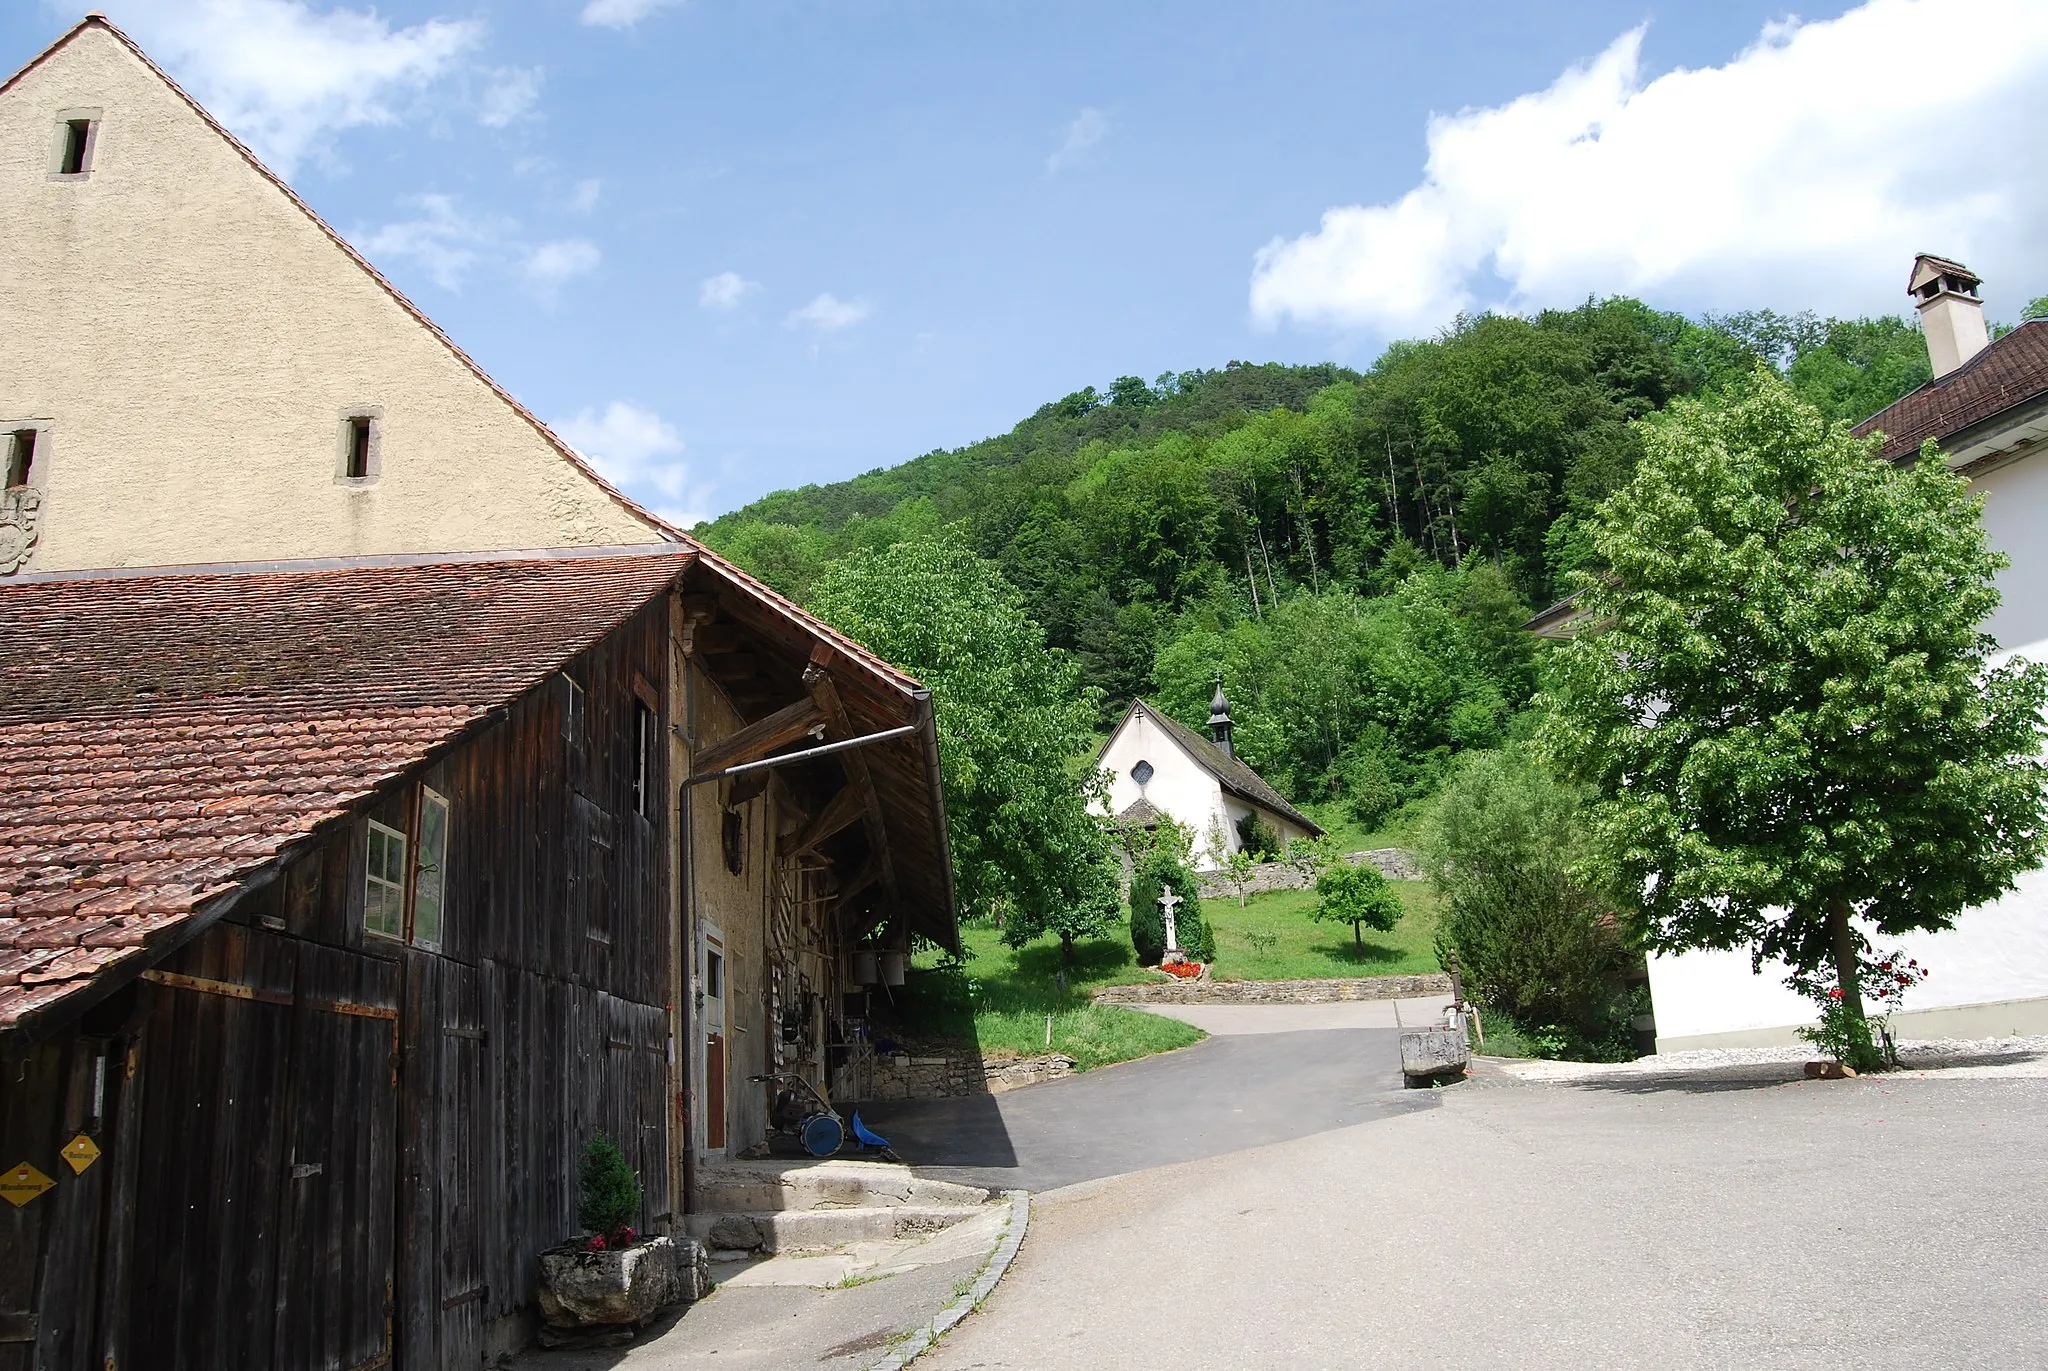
[801,1113,844,1157]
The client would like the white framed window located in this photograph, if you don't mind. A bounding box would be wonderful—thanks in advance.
[364,820,407,939]
[412,788,449,948]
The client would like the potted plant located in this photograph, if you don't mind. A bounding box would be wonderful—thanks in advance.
[536,1133,707,1346]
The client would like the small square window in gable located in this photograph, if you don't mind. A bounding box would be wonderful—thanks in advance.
[50,110,100,179]
[338,412,382,483]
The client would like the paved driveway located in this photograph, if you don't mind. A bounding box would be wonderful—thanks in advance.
[858,1000,1450,1193]
[918,1066,2048,1370]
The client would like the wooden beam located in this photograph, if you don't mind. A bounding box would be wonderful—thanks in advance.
[804,652,899,906]
[839,852,886,902]
[691,697,823,775]
[787,783,865,856]
[703,653,757,677]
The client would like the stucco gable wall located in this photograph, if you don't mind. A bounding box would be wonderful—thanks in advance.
[0,26,664,573]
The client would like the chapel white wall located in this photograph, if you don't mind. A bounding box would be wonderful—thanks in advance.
[1097,711,1233,870]
[0,27,664,574]
[1647,451,2048,1049]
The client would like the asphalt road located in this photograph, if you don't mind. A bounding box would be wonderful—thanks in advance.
[918,1067,2048,1370]
[858,1008,1443,1193]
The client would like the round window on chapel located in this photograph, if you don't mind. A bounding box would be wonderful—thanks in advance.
[1131,760,1154,786]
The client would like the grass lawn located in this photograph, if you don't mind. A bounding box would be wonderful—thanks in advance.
[898,925,1202,1071]
[1199,880,1443,981]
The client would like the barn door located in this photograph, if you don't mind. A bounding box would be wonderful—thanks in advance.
[125,930,397,1371]
[436,964,488,1368]
[269,945,400,1371]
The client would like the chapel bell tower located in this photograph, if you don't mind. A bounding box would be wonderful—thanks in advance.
[1209,678,1235,757]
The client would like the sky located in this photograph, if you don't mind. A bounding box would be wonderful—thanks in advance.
[7,0,2047,527]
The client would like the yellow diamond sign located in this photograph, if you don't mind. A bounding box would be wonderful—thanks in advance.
[1,1162,54,1207]
[61,1135,101,1175]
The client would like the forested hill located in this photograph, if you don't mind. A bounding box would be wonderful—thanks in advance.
[697,300,1933,827]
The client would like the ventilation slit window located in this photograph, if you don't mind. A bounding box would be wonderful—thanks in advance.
[633,698,657,817]
[60,119,92,175]
[345,416,374,478]
[5,430,35,489]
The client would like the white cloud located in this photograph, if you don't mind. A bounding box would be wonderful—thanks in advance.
[1251,0,2048,335]
[1047,107,1107,173]
[699,271,758,310]
[357,193,499,289]
[786,293,872,331]
[569,178,604,213]
[523,239,602,296]
[478,65,542,128]
[580,0,682,30]
[102,0,483,176]
[556,401,710,527]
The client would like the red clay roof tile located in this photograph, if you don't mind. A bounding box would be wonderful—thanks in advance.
[0,551,692,1033]
[1854,320,2048,461]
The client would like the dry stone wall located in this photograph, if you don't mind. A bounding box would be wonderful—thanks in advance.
[855,1051,1077,1101]
[1197,848,1422,901]
[1095,972,1451,1005]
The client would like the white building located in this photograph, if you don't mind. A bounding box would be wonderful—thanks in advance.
[1095,687,1322,871]
[1650,256,2048,1050]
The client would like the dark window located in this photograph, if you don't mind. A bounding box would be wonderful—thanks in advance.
[60,119,92,175]
[563,674,585,745]
[345,416,373,478]
[5,430,35,488]
[633,698,657,817]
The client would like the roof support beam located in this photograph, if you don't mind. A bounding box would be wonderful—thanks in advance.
[805,645,899,908]
[788,782,866,857]
[689,697,822,775]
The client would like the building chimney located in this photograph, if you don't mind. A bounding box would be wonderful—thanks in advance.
[1909,254,1990,378]
[1208,678,1234,757]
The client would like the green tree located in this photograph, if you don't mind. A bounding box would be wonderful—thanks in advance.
[2023,296,2048,322]
[1539,369,2048,1067]
[809,539,1121,966]
[577,1132,642,1238]
[1421,750,1633,1049]
[1310,862,1404,955]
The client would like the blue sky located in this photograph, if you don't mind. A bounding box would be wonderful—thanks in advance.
[9,1,2047,525]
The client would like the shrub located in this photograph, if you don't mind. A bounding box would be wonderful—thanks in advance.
[1421,750,1635,1046]
[1130,847,1207,965]
[1234,812,1282,860]
[577,1132,642,1240]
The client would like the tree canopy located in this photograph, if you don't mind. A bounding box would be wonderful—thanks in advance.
[1537,369,2048,1049]
[807,539,1120,960]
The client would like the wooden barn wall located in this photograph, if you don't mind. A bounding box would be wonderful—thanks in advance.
[2,594,680,1371]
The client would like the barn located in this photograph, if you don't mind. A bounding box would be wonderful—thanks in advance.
[0,544,958,1370]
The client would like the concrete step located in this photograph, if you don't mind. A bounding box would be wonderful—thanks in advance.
[685,1202,992,1254]
[694,1159,989,1214]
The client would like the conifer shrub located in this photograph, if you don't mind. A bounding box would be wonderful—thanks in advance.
[1130,848,1209,965]
[578,1132,642,1241]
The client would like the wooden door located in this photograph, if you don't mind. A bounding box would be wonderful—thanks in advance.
[701,929,727,1153]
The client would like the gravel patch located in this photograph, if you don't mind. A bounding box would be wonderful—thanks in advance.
[1490,1033,2048,1082]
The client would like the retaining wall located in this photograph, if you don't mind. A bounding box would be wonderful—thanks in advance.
[1197,848,1423,901]
[1095,972,1452,1005]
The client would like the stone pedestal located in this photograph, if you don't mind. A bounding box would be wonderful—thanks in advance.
[537,1235,705,1346]
[1399,1028,1470,1084]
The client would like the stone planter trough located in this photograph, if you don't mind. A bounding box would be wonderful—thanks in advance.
[536,1234,708,1348]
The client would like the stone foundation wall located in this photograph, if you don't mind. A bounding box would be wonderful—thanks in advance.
[1094,972,1452,1005]
[1197,848,1422,901]
[854,1050,1078,1101]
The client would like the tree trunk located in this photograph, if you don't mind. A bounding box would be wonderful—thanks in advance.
[1826,897,1866,1025]
[1354,923,1363,954]
[1060,930,1075,969]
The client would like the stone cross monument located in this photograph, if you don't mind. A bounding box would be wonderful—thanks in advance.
[1159,885,1184,961]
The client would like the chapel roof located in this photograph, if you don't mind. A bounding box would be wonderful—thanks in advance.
[0,550,696,1036]
[1853,319,2048,463]
[1107,700,1323,837]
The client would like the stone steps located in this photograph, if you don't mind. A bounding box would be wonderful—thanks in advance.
[689,1159,993,1254]
[686,1203,991,1254]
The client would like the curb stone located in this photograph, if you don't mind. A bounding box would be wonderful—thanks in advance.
[858,1190,1030,1371]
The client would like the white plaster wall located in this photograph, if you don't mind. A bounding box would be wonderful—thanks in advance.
[0,28,664,573]
[1649,450,2048,1045]
[1096,711,1232,870]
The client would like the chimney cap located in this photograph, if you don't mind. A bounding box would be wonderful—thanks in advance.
[1910,254,1981,300]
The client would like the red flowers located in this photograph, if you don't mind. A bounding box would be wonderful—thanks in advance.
[1827,987,1844,1001]
[613,1226,637,1246]
[585,1235,607,1252]
[1161,959,1202,979]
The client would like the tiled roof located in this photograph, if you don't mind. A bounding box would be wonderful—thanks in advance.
[0,551,692,1035]
[1116,797,1165,827]
[1854,320,2048,461]
[1117,702,1324,837]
